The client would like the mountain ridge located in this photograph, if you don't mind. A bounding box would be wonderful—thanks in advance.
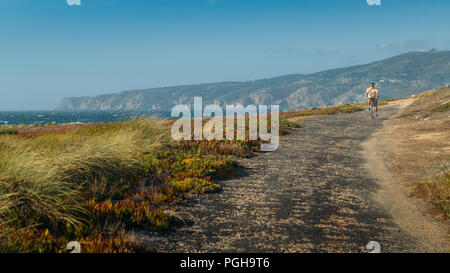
[56,50,450,111]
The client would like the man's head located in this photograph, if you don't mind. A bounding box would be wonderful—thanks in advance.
[370,82,375,88]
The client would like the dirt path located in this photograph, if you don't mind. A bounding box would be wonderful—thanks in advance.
[139,103,438,253]
[363,99,449,253]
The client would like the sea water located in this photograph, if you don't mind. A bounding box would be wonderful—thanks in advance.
[0,110,171,125]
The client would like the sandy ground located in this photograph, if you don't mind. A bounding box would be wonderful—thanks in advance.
[362,99,449,252]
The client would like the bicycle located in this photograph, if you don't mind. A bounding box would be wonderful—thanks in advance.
[369,98,377,120]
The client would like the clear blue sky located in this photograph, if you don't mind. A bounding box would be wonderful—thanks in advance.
[1,0,449,110]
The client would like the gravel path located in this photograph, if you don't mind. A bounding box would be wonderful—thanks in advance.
[140,105,421,253]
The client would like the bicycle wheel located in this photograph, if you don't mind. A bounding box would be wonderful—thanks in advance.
[370,101,375,119]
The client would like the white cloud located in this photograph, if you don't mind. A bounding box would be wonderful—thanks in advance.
[66,0,81,6]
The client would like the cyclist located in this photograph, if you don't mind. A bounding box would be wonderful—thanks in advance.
[366,82,380,117]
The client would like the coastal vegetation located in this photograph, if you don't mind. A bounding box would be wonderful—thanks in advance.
[0,113,298,252]
[2,98,427,252]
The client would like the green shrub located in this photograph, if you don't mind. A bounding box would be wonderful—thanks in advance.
[0,129,18,135]
[171,178,221,194]
[432,101,450,113]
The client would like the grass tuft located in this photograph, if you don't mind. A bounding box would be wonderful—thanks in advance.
[431,101,450,113]
[0,129,18,135]
[412,164,450,219]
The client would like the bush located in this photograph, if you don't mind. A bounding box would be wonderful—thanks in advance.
[0,113,295,252]
[0,129,18,135]
[413,164,450,219]
[171,178,221,194]
[87,199,170,230]
[432,101,450,113]
[0,119,169,239]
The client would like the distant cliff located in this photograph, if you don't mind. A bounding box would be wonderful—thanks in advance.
[56,50,450,111]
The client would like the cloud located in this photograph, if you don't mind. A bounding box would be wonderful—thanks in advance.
[66,0,81,6]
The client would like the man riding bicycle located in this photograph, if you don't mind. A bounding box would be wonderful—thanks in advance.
[366,82,380,117]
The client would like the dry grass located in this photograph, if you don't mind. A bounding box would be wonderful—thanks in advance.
[387,87,450,222]
[280,103,366,120]
[0,115,297,252]
[0,119,170,251]
[1,103,355,252]
[278,99,399,121]
[412,164,450,219]
[432,101,450,113]
[399,87,450,118]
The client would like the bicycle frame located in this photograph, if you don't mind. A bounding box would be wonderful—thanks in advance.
[370,99,376,120]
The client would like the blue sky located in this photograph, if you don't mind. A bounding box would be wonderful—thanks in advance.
[1,0,449,110]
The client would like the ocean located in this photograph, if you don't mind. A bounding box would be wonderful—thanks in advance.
[0,110,171,125]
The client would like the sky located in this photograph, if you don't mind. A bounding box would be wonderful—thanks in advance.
[1,0,450,110]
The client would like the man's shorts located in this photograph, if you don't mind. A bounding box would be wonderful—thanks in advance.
[369,98,378,106]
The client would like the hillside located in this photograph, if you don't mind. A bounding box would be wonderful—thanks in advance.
[385,87,449,220]
[364,87,450,251]
[55,50,450,111]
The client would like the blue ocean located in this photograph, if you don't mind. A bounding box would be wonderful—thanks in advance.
[0,111,171,125]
